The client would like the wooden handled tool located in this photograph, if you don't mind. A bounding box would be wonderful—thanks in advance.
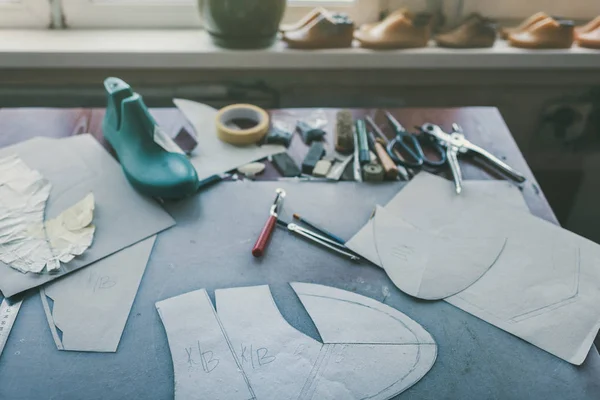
[252,188,286,257]
[373,136,399,179]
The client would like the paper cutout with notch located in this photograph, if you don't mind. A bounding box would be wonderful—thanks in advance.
[174,99,286,181]
[40,236,156,352]
[0,155,95,274]
[346,172,527,267]
[157,283,436,400]
[349,172,600,365]
[0,135,175,297]
[372,205,507,300]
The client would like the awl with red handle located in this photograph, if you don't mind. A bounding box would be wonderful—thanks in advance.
[252,188,286,257]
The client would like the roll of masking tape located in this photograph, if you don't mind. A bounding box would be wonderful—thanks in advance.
[215,104,270,145]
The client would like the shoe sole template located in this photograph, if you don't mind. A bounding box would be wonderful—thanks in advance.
[156,283,437,400]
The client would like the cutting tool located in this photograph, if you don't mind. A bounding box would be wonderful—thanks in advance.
[385,111,446,169]
[252,188,286,257]
[365,116,410,180]
[420,123,527,194]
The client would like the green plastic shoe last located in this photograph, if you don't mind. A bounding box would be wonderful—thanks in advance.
[102,77,199,199]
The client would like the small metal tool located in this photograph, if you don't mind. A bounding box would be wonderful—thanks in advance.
[0,297,23,360]
[252,188,286,257]
[385,111,446,169]
[365,116,410,180]
[420,123,527,194]
[277,220,359,261]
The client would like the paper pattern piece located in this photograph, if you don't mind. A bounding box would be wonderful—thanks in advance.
[156,289,255,400]
[349,172,600,365]
[39,236,156,352]
[372,206,507,300]
[0,155,95,274]
[157,283,436,400]
[174,99,286,181]
[346,172,527,267]
[0,135,175,297]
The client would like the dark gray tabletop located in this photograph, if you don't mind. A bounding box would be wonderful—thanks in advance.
[1,181,599,400]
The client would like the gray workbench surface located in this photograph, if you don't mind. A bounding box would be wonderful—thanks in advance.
[1,181,599,400]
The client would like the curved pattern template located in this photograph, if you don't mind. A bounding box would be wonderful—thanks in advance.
[156,283,437,400]
[372,206,507,300]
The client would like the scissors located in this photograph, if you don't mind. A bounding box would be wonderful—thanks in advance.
[384,111,447,169]
[420,123,526,194]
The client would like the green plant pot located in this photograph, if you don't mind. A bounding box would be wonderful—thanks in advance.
[199,0,286,49]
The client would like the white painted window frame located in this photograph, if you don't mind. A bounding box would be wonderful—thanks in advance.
[59,0,380,28]
[0,0,51,28]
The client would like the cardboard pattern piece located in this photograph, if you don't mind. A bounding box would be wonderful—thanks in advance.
[173,99,286,181]
[349,172,600,365]
[39,236,157,352]
[0,135,175,297]
[156,283,436,400]
[372,205,507,300]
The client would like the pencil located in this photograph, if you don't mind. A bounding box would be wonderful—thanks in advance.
[292,213,346,245]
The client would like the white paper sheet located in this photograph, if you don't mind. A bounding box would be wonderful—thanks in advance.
[40,236,156,352]
[216,285,323,400]
[372,206,507,300]
[156,289,255,400]
[0,155,95,274]
[348,172,600,365]
[157,283,436,400]
[0,135,175,297]
[174,99,286,181]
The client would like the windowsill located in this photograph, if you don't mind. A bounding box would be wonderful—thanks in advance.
[0,29,599,70]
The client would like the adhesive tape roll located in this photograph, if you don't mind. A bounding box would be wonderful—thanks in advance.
[215,104,270,145]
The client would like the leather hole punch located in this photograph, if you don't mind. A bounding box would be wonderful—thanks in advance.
[102,77,199,200]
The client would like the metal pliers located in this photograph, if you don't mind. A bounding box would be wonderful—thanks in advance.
[420,123,527,194]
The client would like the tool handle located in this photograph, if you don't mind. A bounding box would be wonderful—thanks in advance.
[374,139,399,179]
[252,215,277,257]
[465,142,527,183]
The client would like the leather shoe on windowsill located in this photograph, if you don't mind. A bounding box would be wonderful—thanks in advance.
[358,8,412,32]
[577,28,600,49]
[500,12,550,40]
[282,13,354,49]
[435,13,496,48]
[280,7,326,33]
[575,16,600,39]
[354,12,431,49]
[508,18,574,49]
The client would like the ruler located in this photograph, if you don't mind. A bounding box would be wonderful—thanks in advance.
[0,298,23,359]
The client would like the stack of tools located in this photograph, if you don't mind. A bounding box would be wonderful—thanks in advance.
[281,8,355,49]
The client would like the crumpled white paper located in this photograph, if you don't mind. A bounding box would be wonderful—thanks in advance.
[0,155,95,274]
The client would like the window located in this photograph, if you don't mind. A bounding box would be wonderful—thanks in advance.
[61,0,202,28]
[60,0,379,28]
[1,0,599,29]
[0,0,51,28]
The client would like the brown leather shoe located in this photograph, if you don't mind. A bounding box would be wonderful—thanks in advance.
[509,18,574,49]
[575,16,600,38]
[500,12,549,40]
[282,13,354,49]
[355,12,431,49]
[280,7,325,33]
[359,8,412,32]
[577,27,600,49]
[435,13,496,48]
